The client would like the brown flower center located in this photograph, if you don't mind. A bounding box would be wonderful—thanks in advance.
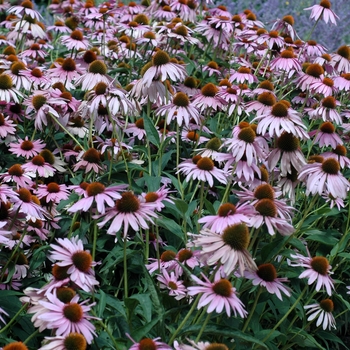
[116,192,140,213]
[310,256,329,275]
[321,158,340,174]
[196,157,214,171]
[72,251,92,272]
[254,184,274,200]
[255,198,277,217]
[257,263,277,282]
[222,223,249,250]
[63,303,83,322]
[63,333,87,350]
[212,279,232,297]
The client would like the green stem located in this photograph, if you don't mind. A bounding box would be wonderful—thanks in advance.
[168,294,201,345]
[92,220,98,262]
[23,329,40,345]
[49,113,85,151]
[195,312,211,342]
[242,286,262,333]
[261,286,307,344]
[0,303,28,334]
[123,238,128,299]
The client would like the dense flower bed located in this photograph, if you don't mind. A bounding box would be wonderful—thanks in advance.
[0,0,349,349]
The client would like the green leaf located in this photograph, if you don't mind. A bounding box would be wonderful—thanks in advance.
[175,199,188,214]
[178,325,268,348]
[143,113,160,147]
[127,294,152,323]
[306,234,338,245]
[158,216,184,239]
[131,316,162,342]
[96,290,107,318]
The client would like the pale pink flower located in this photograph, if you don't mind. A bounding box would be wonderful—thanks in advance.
[222,126,267,166]
[23,90,66,131]
[229,66,258,85]
[37,291,97,343]
[290,252,334,296]
[38,333,87,350]
[253,101,308,139]
[298,158,349,199]
[310,121,343,148]
[333,73,350,91]
[330,46,350,73]
[140,185,174,212]
[73,148,104,174]
[96,191,158,239]
[49,236,99,292]
[304,0,339,25]
[142,50,186,87]
[321,145,350,168]
[309,96,341,124]
[157,269,187,300]
[309,77,336,97]
[61,30,89,51]
[267,132,307,176]
[192,83,227,112]
[146,250,178,274]
[35,182,70,204]
[8,137,46,159]
[270,50,301,75]
[187,273,247,318]
[0,73,22,103]
[74,60,110,91]
[198,202,254,233]
[250,199,295,236]
[48,58,84,91]
[177,156,227,187]
[68,182,127,214]
[156,92,200,127]
[174,248,200,276]
[22,155,55,178]
[189,224,256,276]
[13,187,48,221]
[304,299,336,330]
[128,336,172,350]
[1,163,34,189]
[271,16,298,40]
[245,263,291,301]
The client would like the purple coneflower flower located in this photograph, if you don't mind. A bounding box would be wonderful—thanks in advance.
[187,273,247,318]
[156,91,200,127]
[49,236,99,292]
[68,182,127,214]
[1,163,34,189]
[96,191,158,239]
[290,252,334,296]
[304,0,338,25]
[267,132,306,176]
[298,157,349,199]
[253,101,308,139]
[157,269,187,300]
[37,291,97,343]
[198,202,253,233]
[38,333,87,350]
[177,155,227,187]
[304,299,336,330]
[311,121,343,148]
[128,336,172,350]
[189,224,256,276]
[142,50,186,87]
[245,263,291,301]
